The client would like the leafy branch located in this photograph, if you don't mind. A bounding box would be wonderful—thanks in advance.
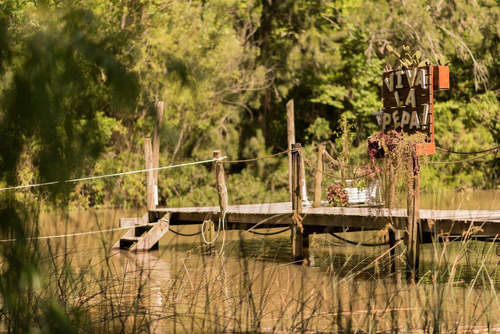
[386,45,449,69]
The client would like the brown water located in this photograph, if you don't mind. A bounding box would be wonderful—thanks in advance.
[33,189,500,332]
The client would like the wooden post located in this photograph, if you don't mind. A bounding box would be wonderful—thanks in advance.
[386,161,396,209]
[287,100,295,203]
[144,138,155,211]
[385,161,401,274]
[313,144,325,208]
[152,101,164,206]
[301,157,309,204]
[389,225,401,275]
[203,219,216,251]
[406,154,421,281]
[213,150,228,218]
[291,143,303,215]
[291,143,309,264]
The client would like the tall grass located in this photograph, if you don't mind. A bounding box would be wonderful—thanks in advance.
[1,207,500,333]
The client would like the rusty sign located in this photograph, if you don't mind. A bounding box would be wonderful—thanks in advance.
[382,65,449,155]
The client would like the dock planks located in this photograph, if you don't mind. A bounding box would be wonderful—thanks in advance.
[153,202,500,236]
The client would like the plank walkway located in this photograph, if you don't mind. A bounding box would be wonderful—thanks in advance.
[152,202,500,236]
[115,136,499,278]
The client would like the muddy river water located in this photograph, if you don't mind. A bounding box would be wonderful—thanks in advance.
[35,189,500,332]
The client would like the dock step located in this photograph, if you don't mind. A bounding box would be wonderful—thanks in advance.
[113,213,171,251]
[120,236,141,242]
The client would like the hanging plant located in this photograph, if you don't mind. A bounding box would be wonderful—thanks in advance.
[367,130,403,159]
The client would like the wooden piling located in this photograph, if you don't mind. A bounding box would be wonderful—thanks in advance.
[385,161,401,274]
[291,143,309,264]
[213,150,228,218]
[203,219,216,251]
[406,154,421,281]
[313,144,325,208]
[152,101,164,206]
[144,138,155,211]
[388,224,401,275]
[291,143,303,215]
[287,100,295,202]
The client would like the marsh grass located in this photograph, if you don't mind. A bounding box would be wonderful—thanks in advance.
[1,206,500,333]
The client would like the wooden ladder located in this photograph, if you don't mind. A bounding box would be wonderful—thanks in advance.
[112,213,171,251]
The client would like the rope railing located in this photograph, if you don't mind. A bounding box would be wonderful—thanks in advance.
[0,216,292,244]
[246,227,291,236]
[300,151,372,181]
[426,148,499,165]
[168,228,202,237]
[0,150,296,193]
[0,156,227,192]
[0,226,131,243]
[322,150,363,169]
[436,145,500,155]
[223,149,294,164]
[5,143,497,193]
[328,231,402,247]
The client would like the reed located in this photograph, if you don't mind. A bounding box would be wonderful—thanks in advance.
[1,205,500,333]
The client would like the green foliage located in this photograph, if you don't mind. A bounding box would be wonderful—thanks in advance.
[0,3,137,203]
[423,93,499,189]
[305,117,332,143]
[1,0,497,210]
[0,0,499,332]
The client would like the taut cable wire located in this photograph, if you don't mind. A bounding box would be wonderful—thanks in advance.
[436,145,500,155]
[0,226,130,243]
[0,156,226,192]
[426,149,499,165]
[223,149,294,163]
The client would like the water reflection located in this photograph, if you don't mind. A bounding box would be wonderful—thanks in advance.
[29,189,500,331]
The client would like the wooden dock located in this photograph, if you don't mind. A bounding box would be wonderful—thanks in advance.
[151,203,500,235]
[116,201,500,270]
[113,102,499,280]
[113,139,499,280]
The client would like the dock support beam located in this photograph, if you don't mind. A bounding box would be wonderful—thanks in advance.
[313,144,325,208]
[144,138,155,212]
[388,224,401,276]
[406,154,421,281]
[385,161,401,275]
[287,100,295,202]
[291,143,309,265]
[213,150,228,219]
[152,101,164,206]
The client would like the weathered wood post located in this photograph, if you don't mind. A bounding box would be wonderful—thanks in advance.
[406,154,421,281]
[385,161,401,274]
[287,100,295,202]
[313,144,325,208]
[203,219,216,250]
[152,101,164,206]
[388,225,401,274]
[287,100,309,204]
[144,138,155,212]
[213,150,228,219]
[291,143,309,264]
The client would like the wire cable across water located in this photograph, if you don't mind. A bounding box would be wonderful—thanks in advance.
[437,145,500,155]
[0,157,227,192]
[0,226,131,243]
